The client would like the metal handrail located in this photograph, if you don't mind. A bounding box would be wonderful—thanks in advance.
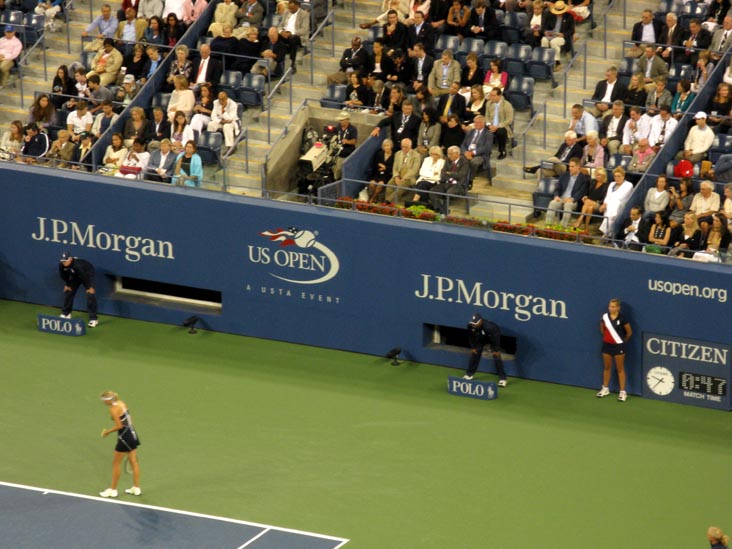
[519,100,547,179]
[561,41,587,117]
[265,66,294,144]
[15,30,48,108]
[308,8,336,85]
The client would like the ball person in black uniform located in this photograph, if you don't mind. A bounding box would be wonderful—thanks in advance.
[596,298,633,402]
[463,312,507,386]
[100,390,142,498]
[59,252,99,327]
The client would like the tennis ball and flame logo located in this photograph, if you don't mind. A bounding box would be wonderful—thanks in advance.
[256,228,340,285]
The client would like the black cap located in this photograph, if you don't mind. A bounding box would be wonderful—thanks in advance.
[60,251,71,262]
[469,313,483,326]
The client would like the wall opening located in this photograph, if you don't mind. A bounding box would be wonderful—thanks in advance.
[425,324,517,355]
[111,276,222,313]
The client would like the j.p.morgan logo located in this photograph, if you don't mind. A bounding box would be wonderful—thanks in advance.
[248,228,340,285]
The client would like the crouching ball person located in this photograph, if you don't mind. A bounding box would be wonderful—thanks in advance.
[463,313,507,386]
[596,298,632,402]
[100,390,142,498]
[59,252,99,327]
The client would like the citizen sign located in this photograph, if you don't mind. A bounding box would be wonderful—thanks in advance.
[248,227,340,285]
[447,376,498,401]
[37,314,86,336]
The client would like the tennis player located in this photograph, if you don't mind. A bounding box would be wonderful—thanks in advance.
[596,299,632,402]
[99,390,142,498]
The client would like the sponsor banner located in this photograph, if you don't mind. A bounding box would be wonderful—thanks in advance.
[37,314,86,337]
[447,376,498,401]
[642,333,731,410]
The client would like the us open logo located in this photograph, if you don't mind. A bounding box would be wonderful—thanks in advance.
[247,227,340,285]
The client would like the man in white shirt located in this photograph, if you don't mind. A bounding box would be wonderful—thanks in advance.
[66,101,94,143]
[207,91,240,148]
[599,100,628,155]
[621,106,652,154]
[648,105,678,150]
[676,111,715,163]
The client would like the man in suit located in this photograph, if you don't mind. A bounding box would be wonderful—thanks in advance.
[250,27,287,77]
[436,82,466,124]
[622,206,652,250]
[191,44,223,90]
[407,11,435,56]
[460,115,493,184]
[709,15,732,61]
[327,36,371,85]
[637,44,669,91]
[46,130,77,169]
[146,139,176,183]
[657,12,683,64]
[385,137,422,203]
[427,49,461,97]
[599,100,628,155]
[279,0,310,72]
[524,130,583,179]
[148,107,171,151]
[464,1,498,41]
[486,88,514,160]
[679,19,712,65]
[114,7,147,54]
[372,99,421,147]
[431,146,470,214]
[408,42,434,93]
[234,0,264,37]
[545,157,589,227]
[630,9,664,47]
[591,66,627,118]
[70,132,95,171]
[382,9,409,52]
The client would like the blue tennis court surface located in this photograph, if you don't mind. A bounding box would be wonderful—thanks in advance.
[0,482,348,549]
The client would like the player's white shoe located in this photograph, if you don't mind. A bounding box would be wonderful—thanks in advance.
[124,486,142,496]
[99,488,118,498]
[498,379,507,387]
[462,375,473,380]
[60,313,71,319]
[88,319,98,328]
[618,391,627,402]
[596,386,610,398]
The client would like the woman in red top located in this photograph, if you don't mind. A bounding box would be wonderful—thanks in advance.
[597,299,632,402]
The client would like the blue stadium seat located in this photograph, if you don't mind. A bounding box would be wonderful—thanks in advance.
[218,70,243,98]
[456,37,484,66]
[22,13,44,46]
[196,131,224,168]
[434,34,460,57]
[617,56,640,80]
[526,47,557,87]
[506,75,534,114]
[500,11,527,44]
[319,84,346,109]
[80,51,96,72]
[709,134,732,162]
[504,43,531,77]
[607,154,632,172]
[238,73,265,109]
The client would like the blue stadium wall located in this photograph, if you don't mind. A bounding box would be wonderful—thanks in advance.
[1,164,730,397]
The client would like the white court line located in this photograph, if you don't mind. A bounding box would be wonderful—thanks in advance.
[236,527,271,548]
[0,481,349,546]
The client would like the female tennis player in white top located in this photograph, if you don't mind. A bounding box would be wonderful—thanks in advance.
[99,390,142,498]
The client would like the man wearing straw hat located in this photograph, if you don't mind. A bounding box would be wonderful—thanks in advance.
[541,1,575,72]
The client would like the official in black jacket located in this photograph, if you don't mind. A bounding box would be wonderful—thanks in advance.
[59,252,99,327]
[373,98,421,147]
[464,312,507,385]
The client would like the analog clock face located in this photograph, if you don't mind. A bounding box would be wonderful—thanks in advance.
[646,366,675,396]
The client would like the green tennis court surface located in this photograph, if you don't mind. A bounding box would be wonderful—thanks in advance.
[2,300,732,548]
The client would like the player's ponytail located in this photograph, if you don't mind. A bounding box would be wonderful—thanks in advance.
[708,526,729,546]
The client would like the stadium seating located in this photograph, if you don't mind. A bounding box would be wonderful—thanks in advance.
[196,130,224,168]
[500,11,527,44]
[504,43,532,77]
[320,84,346,109]
[506,75,534,114]
[526,47,557,87]
[238,73,265,109]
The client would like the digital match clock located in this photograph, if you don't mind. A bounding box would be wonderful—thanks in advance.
[679,372,728,396]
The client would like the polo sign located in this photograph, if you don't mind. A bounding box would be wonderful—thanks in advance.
[37,314,86,336]
[447,376,498,401]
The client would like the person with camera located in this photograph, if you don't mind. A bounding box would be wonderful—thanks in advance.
[333,111,357,180]
[463,312,507,386]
